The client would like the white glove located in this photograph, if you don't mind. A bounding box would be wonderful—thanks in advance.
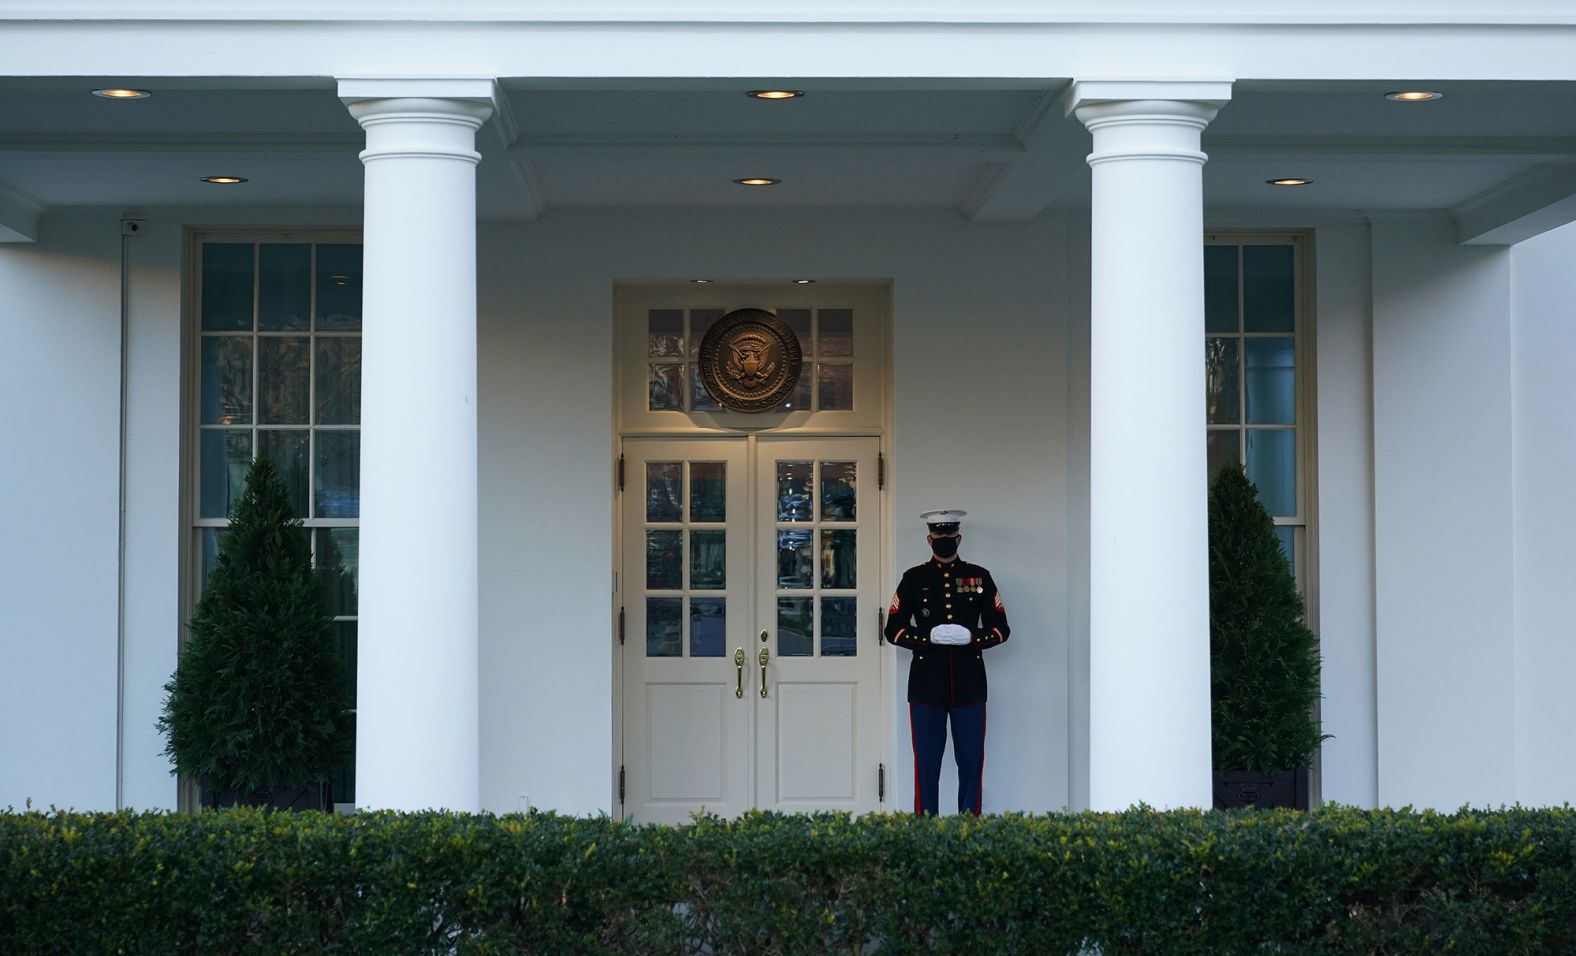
[929,623,971,645]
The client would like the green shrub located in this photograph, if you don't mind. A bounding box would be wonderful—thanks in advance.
[3,806,1575,954]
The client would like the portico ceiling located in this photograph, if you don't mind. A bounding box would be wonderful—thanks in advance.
[2,76,1576,241]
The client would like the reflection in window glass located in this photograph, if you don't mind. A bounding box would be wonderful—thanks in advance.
[690,309,724,356]
[1243,245,1295,333]
[316,527,360,618]
[1246,429,1296,516]
[1245,337,1296,425]
[201,244,254,332]
[314,431,361,518]
[820,461,856,521]
[649,363,684,411]
[690,462,726,522]
[820,530,856,589]
[200,429,251,518]
[258,244,311,331]
[773,370,812,413]
[777,529,813,589]
[258,430,310,517]
[315,338,362,425]
[818,309,853,356]
[778,309,811,351]
[315,245,363,331]
[646,597,682,657]
[1205,338,1240,426]
[1206,430,1241,484]
[201,336,253,425]
[646,530,682,590]
[259,337,310,425]
[778,597,812,657]
[1204,245,1238,334]
[690,598,725,657]
[691,363,721,411]
[776,461,813,521]
[690,530,726,589]
[821,597,857,656]
[818,363,853,410]
[648,309,684,357]
[646,462,682,522]
[1273,526,1295,577]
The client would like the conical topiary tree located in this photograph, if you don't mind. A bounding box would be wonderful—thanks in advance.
[158,455,352,804]
[1209,464,1328,774]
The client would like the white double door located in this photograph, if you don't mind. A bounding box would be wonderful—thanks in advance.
[621,435,883,823]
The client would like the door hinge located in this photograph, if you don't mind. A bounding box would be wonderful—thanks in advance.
[618,606,626,645]
[617,454,625,492]
[619,765,626,804]
[877,608,886,644]
[878,452,885,490]
[878,763,886,803]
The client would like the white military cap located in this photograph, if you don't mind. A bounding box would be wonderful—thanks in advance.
[919,509,967,532]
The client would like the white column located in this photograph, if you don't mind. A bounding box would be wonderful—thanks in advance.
[1066,80,1231,811]
[339,78,496,811]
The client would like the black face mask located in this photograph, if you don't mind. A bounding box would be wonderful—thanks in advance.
[930,536,959,559]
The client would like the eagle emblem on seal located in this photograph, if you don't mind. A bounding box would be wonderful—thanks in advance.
[697,308,804,412]
[726,331,777,388]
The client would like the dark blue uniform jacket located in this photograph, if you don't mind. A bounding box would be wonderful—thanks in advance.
[883,557,1011,706]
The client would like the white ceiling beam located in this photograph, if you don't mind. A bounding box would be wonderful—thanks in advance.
[1207,135,1576,161]
[1453,163,1576,245]
[0,177,45,243]
[506,134,1022,156]
[960,87,1082,222]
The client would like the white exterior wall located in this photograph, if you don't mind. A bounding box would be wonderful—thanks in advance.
[1510,220,1576,806]
[1371,218,1517,808]
[476,209,1070,814]
[1312,223,1378,807]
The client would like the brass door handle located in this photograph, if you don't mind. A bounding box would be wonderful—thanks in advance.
[734,648,745,699]
[758,646,770,698]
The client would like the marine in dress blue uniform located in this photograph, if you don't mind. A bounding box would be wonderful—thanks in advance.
[883,510,1010,816]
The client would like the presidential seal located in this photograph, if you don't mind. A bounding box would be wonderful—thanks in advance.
[697,308,804,412]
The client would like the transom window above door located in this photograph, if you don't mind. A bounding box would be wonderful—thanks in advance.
[616,282,887,433]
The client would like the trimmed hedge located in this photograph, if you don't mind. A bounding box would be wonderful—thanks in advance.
[3,806,1575,954]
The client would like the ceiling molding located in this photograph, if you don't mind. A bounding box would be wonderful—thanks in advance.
[505,134,1024,156]
[0,132,363,154]
[1206,135,1576,160]
[1452,163,1576,245]
[507,159,545,220]
[962,86,1083,222]
[489,83,520,149]
[958,162,1015,221]
[0,176,47,242]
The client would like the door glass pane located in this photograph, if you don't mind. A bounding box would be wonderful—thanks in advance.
[1207,430,1241,484]
[1204,245,1238,334]
[690,530,726,589]
[314,431,360,518]
[690,598,725,658]
[1205,338,1240,425]
[1245,337,1296,425]
[648,309,684,357]
[646,597,682,657]
[199,429,251,518]
[258,429,309,517]
[776,529,813,589]
[1246,429,1296,516]
[646,530,682,589]
[776,461,813,521]
[259,336,309,424]
[315,338,362,425]
[1243,245,1295,333]
[649,364,684,411]
[818,308,852,356]
[778,597,812,657]
[201,243,254,332]
[820,461,857,521]
[821,597,857,657]
[818,363,853,410]
[200,336,253,425]
[316,527,359,617]
[315,244,363,331]
[820,530,856,589]
[646,462,682,522]
[690,462,726,522]
[258,243,311,331]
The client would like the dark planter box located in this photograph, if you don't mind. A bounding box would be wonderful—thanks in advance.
[201,778,332,812]
[1213,764,1310,810]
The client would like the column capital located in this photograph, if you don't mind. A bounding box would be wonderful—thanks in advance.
[1062,79,1234,119]
[338,77,500,165]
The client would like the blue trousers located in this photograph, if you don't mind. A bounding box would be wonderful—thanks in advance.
[909,702,986,816]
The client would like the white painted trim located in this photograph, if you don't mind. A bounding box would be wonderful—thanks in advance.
[1452,164,1576,245]
[0,176,45,243]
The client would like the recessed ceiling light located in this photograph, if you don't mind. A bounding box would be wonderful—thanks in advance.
[734,177,781,186]
[1266,178,1312,187]
[1385,90,1443,102]
[201,176,249,184]
[92,88,151,99]
[792,278,816,285]
[747,90,805,100]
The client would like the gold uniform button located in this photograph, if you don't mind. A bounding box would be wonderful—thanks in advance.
[947,615,954,621]
[945,603,952,609]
